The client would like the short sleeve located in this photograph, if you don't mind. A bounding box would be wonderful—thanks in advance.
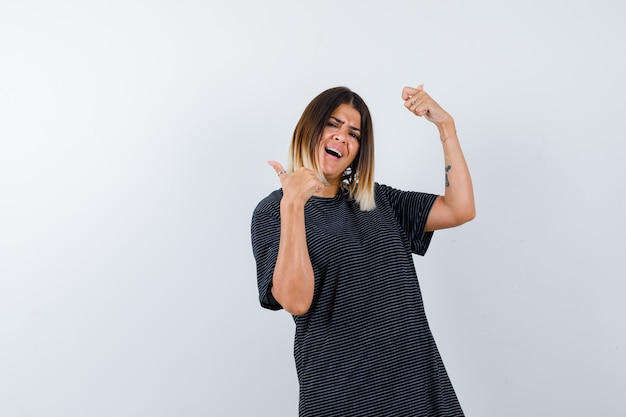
[376,184,439,256]
[250,196,283,311]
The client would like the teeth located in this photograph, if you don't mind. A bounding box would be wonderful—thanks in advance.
[326,147,343,157]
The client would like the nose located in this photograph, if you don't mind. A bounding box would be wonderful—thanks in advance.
[333,133,346,143]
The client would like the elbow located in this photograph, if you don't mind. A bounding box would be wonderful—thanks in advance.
[465,206,476,223]
[283,299,311,316]
[461,197,476,223]
[272,286,312,316]
[454,205,476,226]
[438,195,475,228]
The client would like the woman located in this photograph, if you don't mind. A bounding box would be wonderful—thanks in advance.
[251,85,475,416]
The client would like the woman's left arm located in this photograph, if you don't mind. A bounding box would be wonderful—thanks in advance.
[402,85,476,231]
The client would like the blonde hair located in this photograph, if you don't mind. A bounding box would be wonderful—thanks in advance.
[288,87,375,211]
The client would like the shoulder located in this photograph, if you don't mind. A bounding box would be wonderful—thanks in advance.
[375,182,397,194]
[253,189,283,215]
[375,182,437,199]
[374,182,408,202]
[374,183,439,212]
[251,189,283,241]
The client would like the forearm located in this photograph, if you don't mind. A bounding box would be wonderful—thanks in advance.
[271,200,315,315]
[438,122,475,223]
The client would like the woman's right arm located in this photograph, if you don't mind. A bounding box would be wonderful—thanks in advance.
[268,161,324,316]
[273,198,315,315]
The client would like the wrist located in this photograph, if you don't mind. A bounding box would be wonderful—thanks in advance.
[280,197,306,213]
[436,120,456,143]
[440,130,458,144]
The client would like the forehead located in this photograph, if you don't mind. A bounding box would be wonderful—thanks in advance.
[330,103,361,128]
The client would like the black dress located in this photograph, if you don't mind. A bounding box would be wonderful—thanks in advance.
[251,183,464,417]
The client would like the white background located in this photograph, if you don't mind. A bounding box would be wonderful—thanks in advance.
[1,0,624,416]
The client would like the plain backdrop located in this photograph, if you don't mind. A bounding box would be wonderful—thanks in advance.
[1,0,624,416]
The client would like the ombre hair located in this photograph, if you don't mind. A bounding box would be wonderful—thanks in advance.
[288,87,376,211]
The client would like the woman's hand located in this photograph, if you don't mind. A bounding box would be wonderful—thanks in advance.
[268,160,324,206]
[402,85,454,128]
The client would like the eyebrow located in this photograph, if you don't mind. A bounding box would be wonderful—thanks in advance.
[330,116,361,133]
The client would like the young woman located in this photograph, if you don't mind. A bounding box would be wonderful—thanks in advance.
[251,85,475,416]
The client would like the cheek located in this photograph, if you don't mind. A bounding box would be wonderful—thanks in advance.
[350,143,361,159]
[346,147,359,167]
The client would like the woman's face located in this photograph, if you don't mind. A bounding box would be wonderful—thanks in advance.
[318,103,361,185]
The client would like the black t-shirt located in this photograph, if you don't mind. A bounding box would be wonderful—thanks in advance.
[251,183,464,416]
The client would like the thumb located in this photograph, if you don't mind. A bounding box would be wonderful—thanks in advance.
[402,86,418,100]
[402,84,425,99]
[268,160,286,175]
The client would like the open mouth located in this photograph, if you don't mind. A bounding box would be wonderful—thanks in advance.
[325,146,343,158]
